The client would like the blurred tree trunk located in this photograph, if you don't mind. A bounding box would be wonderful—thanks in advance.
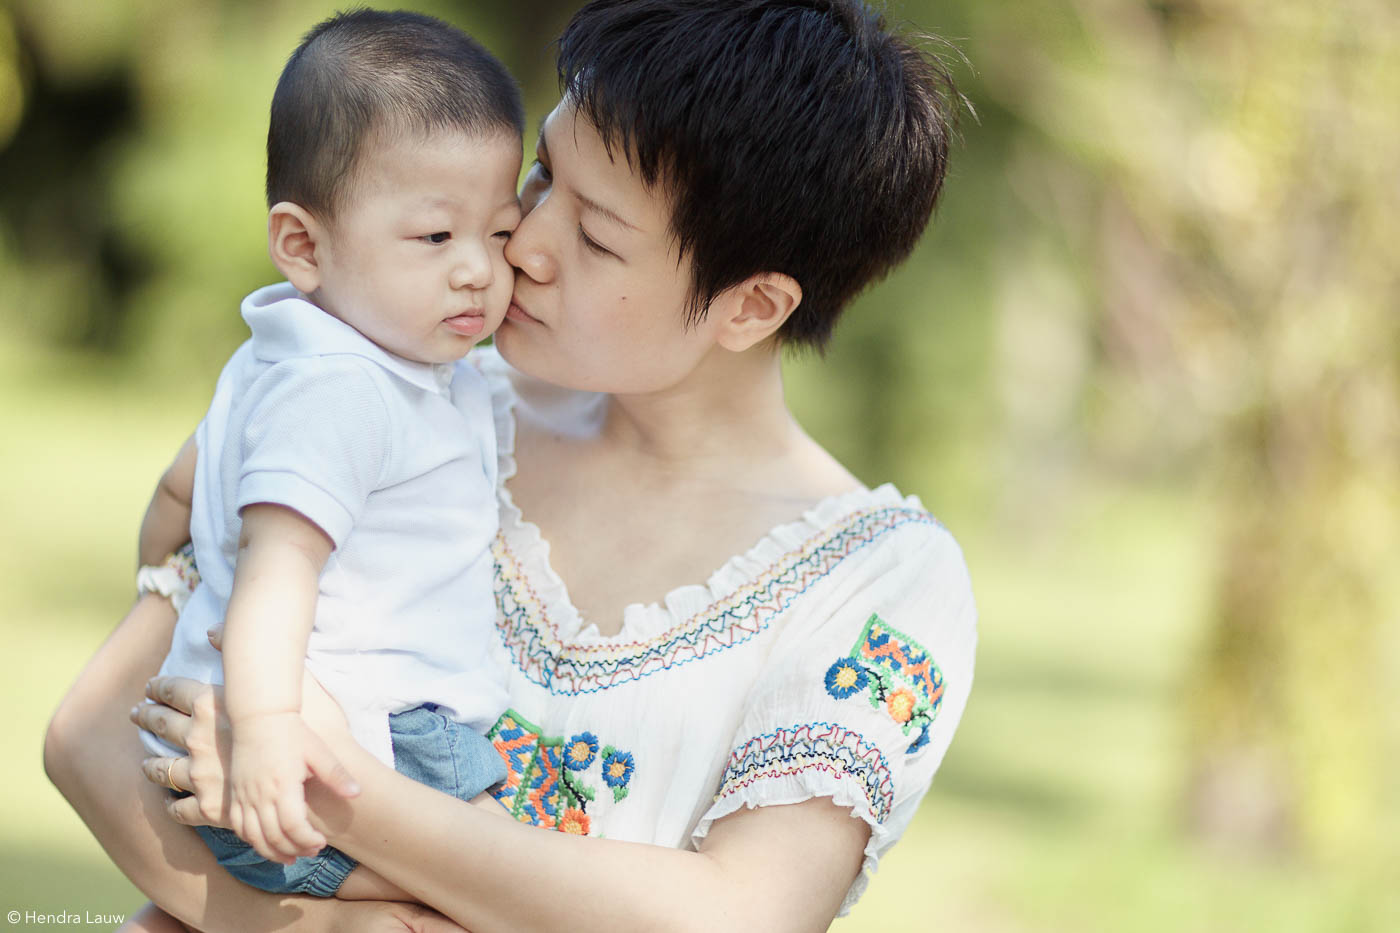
[981,0,1400,861]
[1168,3,1399,864]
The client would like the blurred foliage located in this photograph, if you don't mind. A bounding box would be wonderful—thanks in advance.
[1,0,1396,930]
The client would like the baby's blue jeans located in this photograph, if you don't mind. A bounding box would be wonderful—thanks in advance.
[193,704,505,896]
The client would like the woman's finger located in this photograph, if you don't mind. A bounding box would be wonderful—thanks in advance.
[132,702,191,751]
[139,755,194,793]
[144,675,213,716]
[304,731,360,798]
[206,623,224,652]
[165,793,207,826]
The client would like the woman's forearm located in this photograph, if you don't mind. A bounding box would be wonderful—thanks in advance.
[43,595,344,932]
[312,743,866,933]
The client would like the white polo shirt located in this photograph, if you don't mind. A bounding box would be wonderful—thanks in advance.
[145,282,506,766]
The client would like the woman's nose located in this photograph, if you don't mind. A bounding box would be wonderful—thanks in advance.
[504,201,556,284]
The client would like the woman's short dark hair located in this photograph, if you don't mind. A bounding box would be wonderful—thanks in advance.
[558,0,967,351]
[267,8,524,221]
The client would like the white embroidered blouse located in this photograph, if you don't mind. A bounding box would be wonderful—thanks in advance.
[151,346,978,913]
[471,348,978,913]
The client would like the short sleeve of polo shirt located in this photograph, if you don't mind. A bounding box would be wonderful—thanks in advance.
[235,355,393,548]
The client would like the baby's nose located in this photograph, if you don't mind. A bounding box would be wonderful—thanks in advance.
[451,245,492,289]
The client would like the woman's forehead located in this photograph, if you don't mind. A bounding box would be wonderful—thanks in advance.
[537,101,669,237]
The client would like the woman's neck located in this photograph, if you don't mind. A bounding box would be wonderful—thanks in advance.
[599,344,803,478]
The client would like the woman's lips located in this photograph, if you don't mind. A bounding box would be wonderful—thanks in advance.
[506,300,541,325]
[443,311,485,336]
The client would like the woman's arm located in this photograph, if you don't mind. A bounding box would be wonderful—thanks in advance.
[150,699,870,933]
[329,756,866,933]
[324,750,868,933]
[42,594,462,933]
[138,435,197,568]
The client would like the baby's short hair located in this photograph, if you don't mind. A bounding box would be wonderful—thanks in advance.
[267,8,524,221]
[559,0,968,351]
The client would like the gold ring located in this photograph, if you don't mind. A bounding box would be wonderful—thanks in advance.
[165,759,180,792]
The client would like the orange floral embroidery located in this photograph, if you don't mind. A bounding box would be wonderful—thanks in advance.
[558,807,590,835]
[886,688,916,724]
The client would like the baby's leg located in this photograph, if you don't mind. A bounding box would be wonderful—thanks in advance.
[116,902,191,933]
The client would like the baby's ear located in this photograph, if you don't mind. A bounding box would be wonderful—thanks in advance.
[267,202,324,294]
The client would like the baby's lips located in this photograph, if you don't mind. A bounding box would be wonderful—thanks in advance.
[443,311,486,336]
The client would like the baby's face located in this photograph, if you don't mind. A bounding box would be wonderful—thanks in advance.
[311,129,522,364]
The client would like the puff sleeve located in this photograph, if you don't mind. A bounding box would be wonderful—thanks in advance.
[691,516,977,914]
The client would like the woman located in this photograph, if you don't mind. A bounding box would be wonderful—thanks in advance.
[45,2,976,930]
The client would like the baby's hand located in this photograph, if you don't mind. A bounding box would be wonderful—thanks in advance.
[228,711,346,864]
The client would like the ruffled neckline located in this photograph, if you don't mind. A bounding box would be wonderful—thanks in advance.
[475,349,925,646]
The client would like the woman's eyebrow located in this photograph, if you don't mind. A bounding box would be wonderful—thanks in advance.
[576,192,640,233]
[538,117,642,234]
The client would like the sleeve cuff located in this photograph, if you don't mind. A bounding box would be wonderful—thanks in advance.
[136,543,201,613]
[690,721,897,916]
[237,469,356,548]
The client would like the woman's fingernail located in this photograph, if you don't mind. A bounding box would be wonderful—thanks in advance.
[129,706,140,722]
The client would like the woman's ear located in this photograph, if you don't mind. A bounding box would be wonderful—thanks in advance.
[267,201,326,295]
[714,273,803,352]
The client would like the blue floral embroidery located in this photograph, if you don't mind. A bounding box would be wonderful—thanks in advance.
[564,733,598,771]
[824,658,869,699]
[600,747,635,803]
[908,724,931,752]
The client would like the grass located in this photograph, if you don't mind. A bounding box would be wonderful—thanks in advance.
[2,334,1394,931]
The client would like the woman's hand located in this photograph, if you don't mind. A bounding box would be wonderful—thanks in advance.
[132,676,234,828]
[133,660,359,831]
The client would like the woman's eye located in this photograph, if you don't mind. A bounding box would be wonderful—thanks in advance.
[421,232,451,244]
[532,159,553,182]
[578,225,610,256]
[493,229,514,240]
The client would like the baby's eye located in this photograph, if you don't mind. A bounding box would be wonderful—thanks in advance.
[421,231,451,245]
[493,229,514,240]
[531,159,552,183]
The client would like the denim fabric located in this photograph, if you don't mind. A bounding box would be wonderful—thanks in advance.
[195,704,506,896]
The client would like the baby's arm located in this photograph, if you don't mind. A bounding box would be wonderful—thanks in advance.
[138,434,197,567]
[223,503,347,865]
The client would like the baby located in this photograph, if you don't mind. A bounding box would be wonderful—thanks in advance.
[135,9,523,906]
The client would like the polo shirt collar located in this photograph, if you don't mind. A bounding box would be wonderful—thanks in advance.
[241,282,453,395]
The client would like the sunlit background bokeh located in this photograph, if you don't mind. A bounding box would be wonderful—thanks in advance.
[2,1,1397,930]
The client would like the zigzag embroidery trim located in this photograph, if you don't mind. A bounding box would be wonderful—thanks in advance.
[714,721,894,824]
[493,506,937,695]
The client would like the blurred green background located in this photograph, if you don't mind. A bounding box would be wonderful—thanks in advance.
[2,0,1397,930]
